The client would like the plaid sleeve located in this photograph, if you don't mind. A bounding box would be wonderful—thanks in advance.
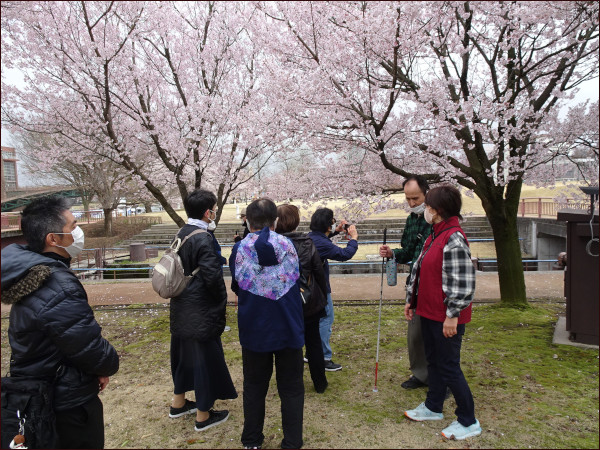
[394,214,431,265]
[393,216,417,265]
[405,258,419,304]
[442,232,475,318]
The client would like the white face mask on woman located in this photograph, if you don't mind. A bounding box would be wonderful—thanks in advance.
[424,207,435,225]
[55,226,85,257]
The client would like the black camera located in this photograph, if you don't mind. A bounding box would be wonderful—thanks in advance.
[343,223,351,231]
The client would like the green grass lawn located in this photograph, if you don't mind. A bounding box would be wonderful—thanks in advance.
[4,301,593,448]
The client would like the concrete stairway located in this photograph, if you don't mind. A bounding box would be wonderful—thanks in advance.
[120,216,494,247]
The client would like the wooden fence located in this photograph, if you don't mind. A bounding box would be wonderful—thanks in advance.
[1,210,161,231]
[518,197,594,218]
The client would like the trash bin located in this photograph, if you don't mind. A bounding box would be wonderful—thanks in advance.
[557,209,599,345]
[129,243,147,262]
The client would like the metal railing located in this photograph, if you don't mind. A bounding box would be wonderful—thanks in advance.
[71,237,530,281]
[73,257,560,281]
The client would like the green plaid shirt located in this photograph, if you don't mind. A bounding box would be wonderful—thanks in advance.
[392,212,433,269]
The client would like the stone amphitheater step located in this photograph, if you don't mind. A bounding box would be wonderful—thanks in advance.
[119,216,494,246]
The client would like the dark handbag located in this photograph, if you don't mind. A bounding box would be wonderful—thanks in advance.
[1,376,59,449]
[298,272,312,305]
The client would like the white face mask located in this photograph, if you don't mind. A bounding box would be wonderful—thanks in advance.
[424,208,435,225]
[207,220,217,231]
[55,226,85,257]
[407,203,426,215]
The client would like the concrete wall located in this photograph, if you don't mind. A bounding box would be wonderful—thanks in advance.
[517,217,567,270]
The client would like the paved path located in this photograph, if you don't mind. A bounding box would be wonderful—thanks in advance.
[1,271,564,314]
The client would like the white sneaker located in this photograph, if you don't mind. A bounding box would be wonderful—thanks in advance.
[404,402,444,421]
[441,419,482,440]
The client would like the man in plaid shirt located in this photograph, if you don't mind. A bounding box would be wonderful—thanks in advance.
[379,176,432,390]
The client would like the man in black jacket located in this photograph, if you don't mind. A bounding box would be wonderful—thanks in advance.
[1,196,119,449]
[169,189,237,432]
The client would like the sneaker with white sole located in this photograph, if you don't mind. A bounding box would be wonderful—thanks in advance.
[324,360,342,371]
[169,399,197,418]
[194,409,229,431]
[404,402,444,421]
[441,419,482,440]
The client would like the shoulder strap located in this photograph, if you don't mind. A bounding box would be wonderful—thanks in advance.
[180,228,207,246]
[171,228,207,251]
[432,226,459,240]
[178,228,208,276]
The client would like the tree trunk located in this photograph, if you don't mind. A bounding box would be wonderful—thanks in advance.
[486,211,528,306]
[103,208,113,237]
[79,190,93,222]
[81,196,90,212]
[144,201,152,213]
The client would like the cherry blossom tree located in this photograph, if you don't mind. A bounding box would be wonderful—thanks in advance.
[14,130,139,236]
[539,100,599,183]
[1,1,289,227]
[255,1,599,306]
[2,1,598,306]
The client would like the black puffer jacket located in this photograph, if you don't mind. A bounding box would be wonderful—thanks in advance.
[170,225,228,340]
[282,232,327,320]
[0,244,119,412]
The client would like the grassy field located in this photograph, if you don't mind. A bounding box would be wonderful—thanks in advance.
[3,301,596,449]
[140,183,588,224]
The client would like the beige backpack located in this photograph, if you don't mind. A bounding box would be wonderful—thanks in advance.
[151,229,206,299]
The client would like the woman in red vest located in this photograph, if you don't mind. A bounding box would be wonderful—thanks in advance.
[403,185,482,440]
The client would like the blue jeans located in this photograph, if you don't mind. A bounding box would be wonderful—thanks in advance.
[420,317,476,427]
[319,293,334,360]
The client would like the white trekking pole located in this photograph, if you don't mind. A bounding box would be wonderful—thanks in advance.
[374,227,387,392]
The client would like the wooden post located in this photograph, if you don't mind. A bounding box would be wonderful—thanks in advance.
[520,199,525,217]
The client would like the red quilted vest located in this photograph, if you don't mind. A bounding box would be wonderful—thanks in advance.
[414,216,472,324]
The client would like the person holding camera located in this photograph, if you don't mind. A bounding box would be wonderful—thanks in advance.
[308,208,358,372]
[233,208,250,243]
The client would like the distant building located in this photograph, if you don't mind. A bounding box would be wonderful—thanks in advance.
[1,146,19,202]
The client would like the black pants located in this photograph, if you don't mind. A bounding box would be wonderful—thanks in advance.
[304,316,327,392]
[55,395,104,449]
[241,347,304,449]
[421,317,476,427]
